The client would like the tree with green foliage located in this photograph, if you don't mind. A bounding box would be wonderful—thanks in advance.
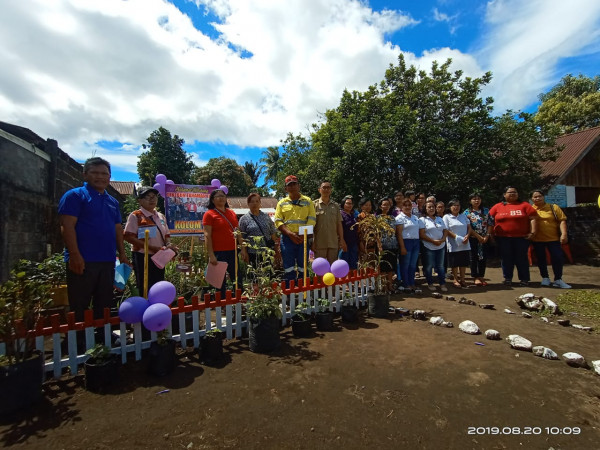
[273,55,557,203]
[260,146,281,186]
[137,127,196,186]
[535,74,600,134]
[243,161,263,186]
[193,157,255,197]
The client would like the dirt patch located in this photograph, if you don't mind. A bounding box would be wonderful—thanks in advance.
[2,264,600,449]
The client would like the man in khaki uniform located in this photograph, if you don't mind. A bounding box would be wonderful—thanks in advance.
[313,180,347,264]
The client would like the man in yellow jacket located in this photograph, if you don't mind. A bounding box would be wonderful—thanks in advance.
[274,175,316,286]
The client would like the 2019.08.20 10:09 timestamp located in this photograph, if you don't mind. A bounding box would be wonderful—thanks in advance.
[467,427,581,435]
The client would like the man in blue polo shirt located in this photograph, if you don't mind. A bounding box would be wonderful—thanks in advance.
[58,157,130,321]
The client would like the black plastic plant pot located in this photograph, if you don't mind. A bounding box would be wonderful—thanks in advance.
[291,315,312,337]
[147,339,177,376]
[248,317,281,353]
[199,334,224,364]
[368,293,390,318]
[341,305,359,323]
[0,351,43,415]
[315,311,334,331]
[84,354,120,392]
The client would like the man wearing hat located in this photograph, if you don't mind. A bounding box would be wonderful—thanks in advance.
[124,186,176,294]
[274,175,316,285]
[59,157,130,321]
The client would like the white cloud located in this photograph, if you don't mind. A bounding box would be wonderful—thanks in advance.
[432,7,458,34]
[478,0,600,112]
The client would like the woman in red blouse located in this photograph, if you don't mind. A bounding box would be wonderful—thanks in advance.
[489,186,537,286]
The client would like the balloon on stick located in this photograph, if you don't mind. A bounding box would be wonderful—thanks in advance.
[211,178,221,188]
[118,296,149,323]
[331,259,350,278]
[322,272,335,285]
[142,303,172,332]
[220,185,229,195]
[148,281,177,306]
[155,174,167,184]
[311,257,330,276]
[166,179,174,185]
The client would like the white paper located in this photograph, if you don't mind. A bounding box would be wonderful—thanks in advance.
[298,225,314,235]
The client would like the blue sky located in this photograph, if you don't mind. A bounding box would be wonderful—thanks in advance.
[1,0,599,182]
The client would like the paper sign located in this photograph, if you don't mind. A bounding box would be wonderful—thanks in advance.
[138,226,157,239]
[151,248,176,269]
[206,261,228,288]
[298,225,314,235]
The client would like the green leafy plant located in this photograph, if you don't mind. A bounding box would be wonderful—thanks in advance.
[316,298,331,313]
[0,270,50,365]
[204,328,223,339]
[244,237,283,320]
[156,329,171,346]
[293,302,311,320]
[85,343,113,362]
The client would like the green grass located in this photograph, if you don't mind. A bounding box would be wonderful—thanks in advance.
[539,290,600,333]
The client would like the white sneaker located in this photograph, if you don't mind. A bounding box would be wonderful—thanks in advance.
[552,279,571,289]
[440,285,448,292]
[427,284,436,291]
[540,278,551,287]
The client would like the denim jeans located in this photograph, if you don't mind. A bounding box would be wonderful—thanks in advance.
[214,250,242,298]
[532,241,564,280]
[496,236,530,282]
[469,237,487,278]
[400,239,420,287]
[340,243,359,271]
[280,234,309,287]
[422,247,446,285]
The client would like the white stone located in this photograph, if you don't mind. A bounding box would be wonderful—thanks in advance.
[429,316,444,326]
[506,334,533,351]
[540,317,549,323]
[519,293,535,299]
[571,324,593,331]
[541,297,559,314]
[485,329,501,340]
[532,346,559,360]
[562,352,586,367]
[458,320,480,335]
[591,361,600,375]
[504,308,515,314]
[522,312,532,319]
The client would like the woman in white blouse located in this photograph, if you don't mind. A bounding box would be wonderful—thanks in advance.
[419,201,449,292]
[396,199,424,290]
[443,199,472,288]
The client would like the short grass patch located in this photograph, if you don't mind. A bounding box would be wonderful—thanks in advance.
[547,289,600,333]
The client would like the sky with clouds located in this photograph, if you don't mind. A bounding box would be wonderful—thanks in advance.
[1,0,599,181]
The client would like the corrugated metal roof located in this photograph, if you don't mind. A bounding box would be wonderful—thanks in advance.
[227,197,278,209]
[110,181,136,196]
[541,126,600,183]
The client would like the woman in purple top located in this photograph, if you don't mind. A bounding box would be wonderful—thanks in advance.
[339,195,359,270]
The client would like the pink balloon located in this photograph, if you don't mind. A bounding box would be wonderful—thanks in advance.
[211,179,221,188]
[148,281,176,306]
[142,303,172,332]
[220,185,229,195]
[331,259,350,278]
[312,257,330,276]
[155,174,167,184]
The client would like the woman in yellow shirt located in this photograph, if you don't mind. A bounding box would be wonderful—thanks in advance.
[530,190,571,289]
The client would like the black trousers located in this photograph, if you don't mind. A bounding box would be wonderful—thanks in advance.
[66,261,115,321]
[132,251,165,297]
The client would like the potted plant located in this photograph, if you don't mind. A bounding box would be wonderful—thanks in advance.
[199,328,224,364]
[340,292,359,323]
[315,298,334,331]
[355,214,395,318]
[147,329,177,376]
[291,302,312,337]
[84,343,119,392]
[244,237,282,353]
[0,269,50,414]
[41,254,69,307]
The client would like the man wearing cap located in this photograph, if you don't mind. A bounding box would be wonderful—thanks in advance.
[59,157,130,321]
[274,175,316,285]
[124,186,176,295]
[313,180,347,264]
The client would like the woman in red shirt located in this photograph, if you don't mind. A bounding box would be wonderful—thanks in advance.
[203,189,247,297]
[489,186,537,286]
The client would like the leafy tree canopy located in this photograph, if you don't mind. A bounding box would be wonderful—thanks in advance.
[535,74,600,134]
[137,127,195,186]
[271,55,558,204]
[193,156,255,197]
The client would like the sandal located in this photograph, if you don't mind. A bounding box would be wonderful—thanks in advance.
[453,281,462,288]
[481,281,488,286]
[460,281,467,288]
[474,279,483,286]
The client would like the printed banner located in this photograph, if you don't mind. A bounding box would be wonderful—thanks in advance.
[165,183,214,236]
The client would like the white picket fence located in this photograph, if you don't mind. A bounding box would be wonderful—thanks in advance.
[1,273,375,380]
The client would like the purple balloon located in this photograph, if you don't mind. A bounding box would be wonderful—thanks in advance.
[220,185,229,195]
[166,179,174,185]
[211,178,221,188]
[119,296,149,323]
[331,259,350,278]
[155,174,167,184]
[142,303,172,332]
[148,281,177,306]
[312,257,330,276]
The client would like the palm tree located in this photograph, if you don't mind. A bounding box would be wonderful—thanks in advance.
[243,161,263,186]
[260,146,280,184]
